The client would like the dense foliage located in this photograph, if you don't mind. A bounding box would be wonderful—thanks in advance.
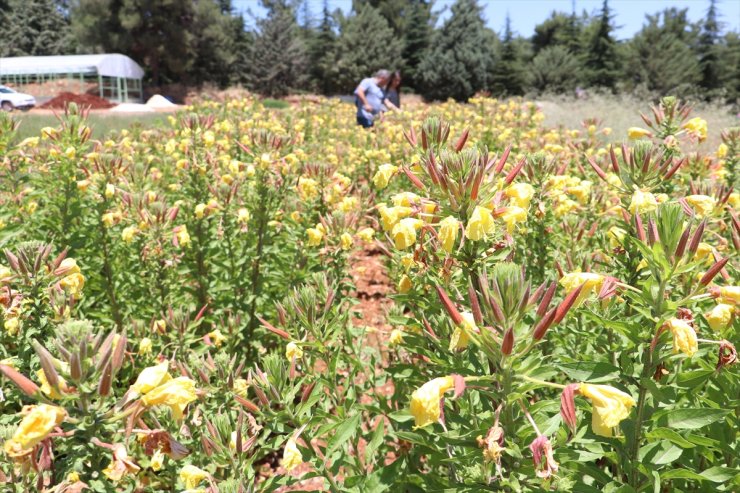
[1,0,740,104]
[0,94,737,492]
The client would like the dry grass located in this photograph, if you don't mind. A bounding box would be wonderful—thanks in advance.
[536,93,739,148]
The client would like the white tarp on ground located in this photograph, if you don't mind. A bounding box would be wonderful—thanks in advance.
[0,54,144,79]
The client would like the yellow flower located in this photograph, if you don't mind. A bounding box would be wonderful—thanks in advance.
[340,232,353,250]
[705,304,734,332]
[121,226,138,243]
[438,216,459,253]
[141,377,198,420]
[579,384,635,437]
[138,337,153,355]
[151,449,165,471]
[36,369,68,399]
[409,376,455,428]
[379,205,413,231]
[450,312,476,351]
[102,211,122,228]
[281,437,303,472]
[388,329,404,346]
[357,227,375,242]
[175,226,191,247]
[372,163,398,189]
[629,190,658,215]
[207,329,227,347]
[568,181,592,204]
[717,143,728,158]
[607,227,626,249]
[180,464,209,489]
[194,203,207,219]
[694,243,714,263]
[306,227,323,246]
[233,378,249,398]
[4,317,20,336]
[105,183,115,199]
[392,192,420,207]
[60,273,85,298]
[3,404,66,457]
[465,206,495,241]
[559,272,605,306]
[286,342,303,360]
[627,127,652,140]
[718,286,740,305]
[685,195,716,217]
[682,117,707,142]
[500,206,527,233]
[67,471,80,482]
[666,318,698,357]
[297,177,319,200]
[398,274,412,293]
[131,361,172,395]
[505,183,535,208]
[392,218,423,250]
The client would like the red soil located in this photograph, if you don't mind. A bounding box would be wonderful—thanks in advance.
[40,92,116,110]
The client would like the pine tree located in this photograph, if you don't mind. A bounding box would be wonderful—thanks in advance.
[307,0,339,94]
[624,9,700,95]
[334,4,402,93]
[532,11,582,55]
[529,46,581,93]
[723,32,740,105]
[401,1,433,91]
[247,0,308,96]
[189,0,247,87]
[583,0,620,90]
[416,0,494,101]
[698,0,722,93]
[489,15,527,96]
[2,0,75,56]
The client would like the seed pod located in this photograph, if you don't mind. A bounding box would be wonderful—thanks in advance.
[32,340,60,390]
[0,364,40,396]
[587,157,608,181]
[537,282,557,317]
[258,316,291,340]
[699,257,729,286]
[235,396,260,413]
[301,381,316,403]
[560,383,580,433]
[553,284,586,325]
[674,224,692,259]
[501,328,514,355]
[532,308,557,341]
[436,286,463,325]
[98,361,112,397]
[688,220,706,254]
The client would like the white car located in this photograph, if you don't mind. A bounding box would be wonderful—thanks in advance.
[0,85,36,111]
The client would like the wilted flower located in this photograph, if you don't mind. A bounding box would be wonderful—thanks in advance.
[151,449,165,471]
[281,436,303,472]
[579,383,635,437]
[665,318,698,356]
[477,425,505,463]
[388,329,404,346]
[682,117,707,142]
[529,435,559,479]
[409,376,455,428]
[3,404,66,457]
[103,444,141,481]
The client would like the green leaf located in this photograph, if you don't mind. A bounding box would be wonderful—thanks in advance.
[559,361,620,383]
[327,413,361,456]
[675,369,715,389]
[660,468,706,481]
[653,408,730,430]
[645,428,695,449]
[700,466,739,483]
[638,440,682,465]
[364,419,385,465]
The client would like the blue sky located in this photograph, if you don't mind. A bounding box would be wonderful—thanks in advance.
[235,0,740,39]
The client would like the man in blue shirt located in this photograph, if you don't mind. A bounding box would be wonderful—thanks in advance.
[354,70,391,128]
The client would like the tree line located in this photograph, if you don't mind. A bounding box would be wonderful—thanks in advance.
[1,0,739,104]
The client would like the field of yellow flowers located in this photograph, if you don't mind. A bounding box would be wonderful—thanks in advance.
[0,95,737,493]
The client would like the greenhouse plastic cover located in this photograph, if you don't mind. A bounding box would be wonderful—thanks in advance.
[0,54,144,79]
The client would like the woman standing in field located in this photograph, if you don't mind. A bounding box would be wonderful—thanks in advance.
[384,71,402,111]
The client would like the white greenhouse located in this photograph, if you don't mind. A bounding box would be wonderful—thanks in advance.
[0,54,145,103]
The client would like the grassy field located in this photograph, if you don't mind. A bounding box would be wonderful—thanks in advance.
[538,94,738,148]
[13,112,169,139]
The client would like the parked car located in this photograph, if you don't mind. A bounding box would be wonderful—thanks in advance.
[0,85,36,111]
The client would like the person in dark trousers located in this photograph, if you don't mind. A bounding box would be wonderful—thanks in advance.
[383,71,402,110]
[354,69,390,128]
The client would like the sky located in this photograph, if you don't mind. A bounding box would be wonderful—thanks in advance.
[235,0,740,40]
